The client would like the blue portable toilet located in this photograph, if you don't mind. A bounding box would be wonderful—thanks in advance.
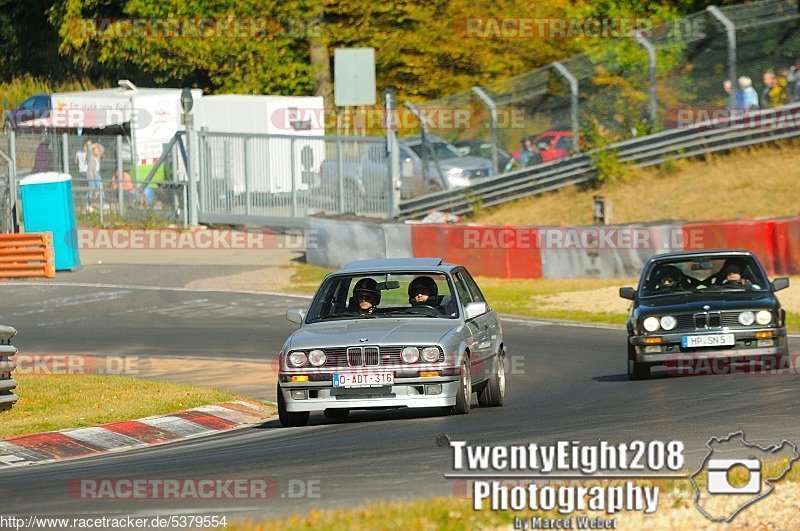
[19,172,81,271]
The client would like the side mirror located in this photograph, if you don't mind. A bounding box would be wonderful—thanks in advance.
[464,302,487,320]
[286,308,306,324]
[619,287,636,300]
[771,277,790,292]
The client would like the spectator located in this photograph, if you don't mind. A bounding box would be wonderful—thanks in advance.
[761,69,789,107]
[516,137,534,166]
[75,142,88,177]
[31,136,54,173]
[86,141,103,197]
[526,141,543,167]
[723,79,745,111]
[762,70,788,108]
[738,76,759,111]
[111,168,134,194]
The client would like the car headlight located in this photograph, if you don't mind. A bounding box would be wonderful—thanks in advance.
[756,310,772,326]
[643,317,660,332]
[421,347,440,363]
[401,346,420,363]
[660,315,677,331]
[738,311,755,326]
[308,349,326,367]
[288,351,307,367]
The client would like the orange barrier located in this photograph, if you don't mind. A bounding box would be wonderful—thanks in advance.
[410,225,542,279]
[682,220,777,275]
[0,233,56,278]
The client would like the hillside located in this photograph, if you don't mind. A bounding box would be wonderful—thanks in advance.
[474,142,800,226]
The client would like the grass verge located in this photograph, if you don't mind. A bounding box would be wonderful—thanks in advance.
[0,373,238,439]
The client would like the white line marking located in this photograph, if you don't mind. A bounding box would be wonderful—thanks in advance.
[0,281,313,299]
[64,427,148,451]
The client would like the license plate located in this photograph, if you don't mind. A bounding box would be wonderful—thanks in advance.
[681,334,735,348]
[333,372,394,388]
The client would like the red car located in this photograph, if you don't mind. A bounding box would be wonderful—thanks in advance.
[532,130,576,162]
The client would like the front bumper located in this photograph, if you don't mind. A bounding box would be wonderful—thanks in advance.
[278,376,460,412]
[630,327,788,364]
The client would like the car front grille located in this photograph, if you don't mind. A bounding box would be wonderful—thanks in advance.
[305,346,444,368]
[662,311,767,333]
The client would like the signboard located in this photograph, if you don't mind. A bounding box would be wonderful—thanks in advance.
[334,48,376,107]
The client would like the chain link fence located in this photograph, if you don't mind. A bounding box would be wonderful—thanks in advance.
[6,130,187,228]
[416,0,800,162]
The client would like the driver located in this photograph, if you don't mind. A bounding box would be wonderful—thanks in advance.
[408,276,439,307]
[352,278,381,316]
[722,264,751,286]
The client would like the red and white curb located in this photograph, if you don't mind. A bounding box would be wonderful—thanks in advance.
[0,401,274,467]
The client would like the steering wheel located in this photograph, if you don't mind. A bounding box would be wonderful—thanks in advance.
[406,305,442,316]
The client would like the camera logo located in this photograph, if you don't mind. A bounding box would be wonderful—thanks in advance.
[691,431,798,522]
[706,458,761,495]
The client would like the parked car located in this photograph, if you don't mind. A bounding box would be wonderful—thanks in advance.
[277,258,506,427]
[620,250,789,380]
[3,94,52,132]
[451,140,516,173]
[532,129,577,162]
[318,135,494,208]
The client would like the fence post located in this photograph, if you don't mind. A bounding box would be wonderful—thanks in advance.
[244,137,251,216]
[61,133,69,175]
[471,86,500,175]
[632,30,658,128]
[116,135,124,216]
[404,101,432,186]
[9,131,18,231]
[383,88,400,219]
[0,325,18,411]
[707,6,737,112]
[336,139,345,213]
[552,62,581,153]
[290,137,298,217]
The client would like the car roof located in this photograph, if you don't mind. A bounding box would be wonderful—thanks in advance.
[340,257,458,273]
[647,249,756,262]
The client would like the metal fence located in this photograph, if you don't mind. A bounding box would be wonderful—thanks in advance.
[416,0,800,157]
[0,325,18,412]
[2,130,188,228]
[196,131,391,226]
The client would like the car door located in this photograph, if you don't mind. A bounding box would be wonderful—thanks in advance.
[452,269,493,384]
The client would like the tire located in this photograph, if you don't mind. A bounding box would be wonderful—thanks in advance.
[277,386,310,427]
[323,408,350,419]
[478,349,506,407]
[449,357,472,415]
[627,342,650,381]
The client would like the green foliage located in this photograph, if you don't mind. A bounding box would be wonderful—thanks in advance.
[582,116,632,183]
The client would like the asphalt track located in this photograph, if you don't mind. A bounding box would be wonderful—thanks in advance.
[1,282,799,521]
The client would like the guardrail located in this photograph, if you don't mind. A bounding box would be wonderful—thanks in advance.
[0,325,18,411]
[398,104,800,219]
[0,232,55,278]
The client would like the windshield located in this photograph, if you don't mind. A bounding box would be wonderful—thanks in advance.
[306,272,458,322]
[409,142,461,160]
[640,256,769,296]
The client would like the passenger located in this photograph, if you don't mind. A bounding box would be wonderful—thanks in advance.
[654,265,682,291]
[408,276,439,306]
[352,278,381,316]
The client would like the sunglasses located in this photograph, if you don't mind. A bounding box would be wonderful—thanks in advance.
[413,290,431,297]
[356,294,374,302]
